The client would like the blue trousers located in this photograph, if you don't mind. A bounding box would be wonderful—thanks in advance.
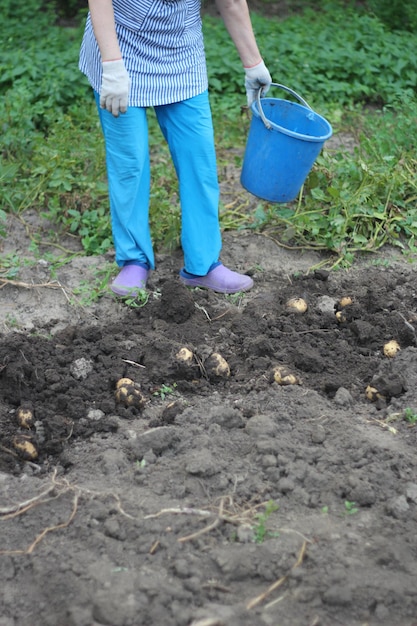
[95,90,222,275]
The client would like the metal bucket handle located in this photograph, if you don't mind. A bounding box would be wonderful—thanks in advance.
[256,83,312,130]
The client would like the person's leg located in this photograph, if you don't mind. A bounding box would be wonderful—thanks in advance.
[155,91,253,293]
[95,93,154,295]
[155,91,221,276]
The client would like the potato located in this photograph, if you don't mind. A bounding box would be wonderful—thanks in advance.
[339,296,353,308]
[365,385,385,402]
[115,380,147,409]
[116,377,134,389]
[286,297,308,313]
[383,340,400,358]
[175,347,194,366]
[13,434,39,461]
[335,310,347,323]
[271,365,300,386]
[16,405,35,430]
[204,353,230,379]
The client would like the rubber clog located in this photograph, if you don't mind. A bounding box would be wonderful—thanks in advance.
[110,265,148,297]
[179,264,253,294]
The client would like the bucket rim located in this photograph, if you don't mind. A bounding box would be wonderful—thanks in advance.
[251,98,333,143]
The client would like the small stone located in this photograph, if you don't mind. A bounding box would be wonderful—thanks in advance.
[405,483,417,504]
[334,387,354,407]
[316,295,337,315]
[236,524,255,543]
[310,425,326,444]
[386,495,410,519]
[70,357,94,380]
[103,518,126,541]
[86,409,105,421]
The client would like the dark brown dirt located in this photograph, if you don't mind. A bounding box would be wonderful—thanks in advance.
[1,206,417,626]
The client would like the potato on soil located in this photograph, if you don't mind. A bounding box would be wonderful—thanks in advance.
[271,365,300,386]
[365,385,386,402]
[286,297,308,313]
[13,434,39,461]
[204,353,230,379]
[335,310,347,323]
[116,377,134,388]
[16,404,35,430]
[115,379,147,409]
[338,296,353,308]
[175,347,194,365]
[383,340,400,358]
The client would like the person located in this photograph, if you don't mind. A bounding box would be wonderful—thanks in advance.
[79,0,271,296]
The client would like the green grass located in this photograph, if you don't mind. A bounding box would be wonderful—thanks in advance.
[253,500,279,543]
[403,408,417,425]
[1,0,417,274]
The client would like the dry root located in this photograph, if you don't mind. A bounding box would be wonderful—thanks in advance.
[0,468,135,555]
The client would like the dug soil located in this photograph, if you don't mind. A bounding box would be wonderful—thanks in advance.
[1,194,417,626]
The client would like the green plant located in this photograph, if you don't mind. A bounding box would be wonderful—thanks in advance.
[4,313,19,328]
[253,500,279,543]
[0,253,22,279]
[2,1,417,266]
[224,291,246,306]
[344,500,359,515]
[153,383,177,400]
[403,408,417,425]
[365,0,417,32]
[205,6,417,110]
[70,263,116,306]
[0,209,7,240]
[122,289,150,308]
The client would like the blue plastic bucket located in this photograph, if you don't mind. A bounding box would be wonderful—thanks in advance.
[241,84,332,203]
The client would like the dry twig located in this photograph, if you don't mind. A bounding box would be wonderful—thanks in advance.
[121,358,146,369]
[246,540,308,610]
[144,497,293,546]
[178,498,226,543]
[0,468,136,555]
[0,474,57,517]
[0,278,62,290]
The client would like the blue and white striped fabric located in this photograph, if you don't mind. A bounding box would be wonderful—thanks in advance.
[79,0,208,107]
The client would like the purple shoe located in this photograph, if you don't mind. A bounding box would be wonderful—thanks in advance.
[110,265,148,297]
[179,264,254,294]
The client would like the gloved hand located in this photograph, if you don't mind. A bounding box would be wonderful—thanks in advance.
[100,59,130,117]
[244,60,272,107]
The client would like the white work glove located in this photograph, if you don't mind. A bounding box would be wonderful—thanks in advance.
[100,59,130,117]
[244,60,272,107]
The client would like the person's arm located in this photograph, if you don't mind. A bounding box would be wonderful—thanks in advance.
[214,0,261,66]
[88,0,129,116]
[214,0,272,106]
[88,0,122,61]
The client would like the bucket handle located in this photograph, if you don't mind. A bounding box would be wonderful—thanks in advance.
[256,83,312,130]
